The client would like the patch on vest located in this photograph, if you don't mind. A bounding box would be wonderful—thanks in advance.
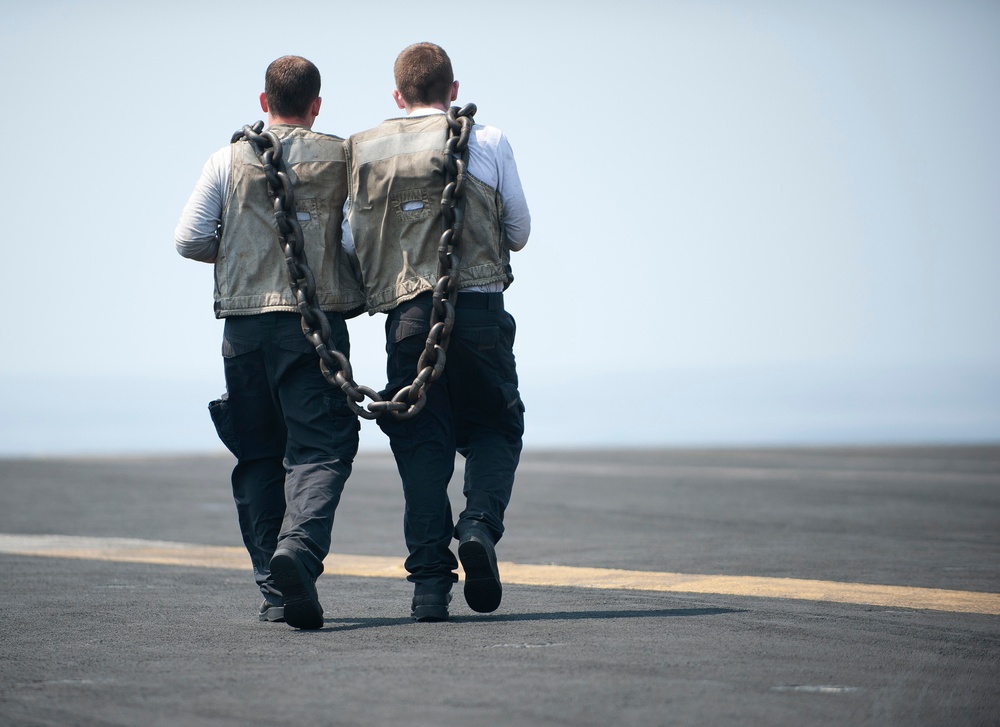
[391,188,434,220]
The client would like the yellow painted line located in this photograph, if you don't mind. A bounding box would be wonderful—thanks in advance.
[0,534,407,578]
[2,534,998,616]
[500,563,1000,615]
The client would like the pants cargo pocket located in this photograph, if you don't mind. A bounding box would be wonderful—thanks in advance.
[208,395,242,458]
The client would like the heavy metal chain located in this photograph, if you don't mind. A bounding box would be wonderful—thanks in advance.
[232,103,476,421]
[232,121,384,420]
[375,103,478,420]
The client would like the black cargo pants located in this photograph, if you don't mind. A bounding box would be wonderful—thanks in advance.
[210,312,359,603]
[377,292,525,596]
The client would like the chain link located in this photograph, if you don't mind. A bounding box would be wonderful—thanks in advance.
[232,121,384,420]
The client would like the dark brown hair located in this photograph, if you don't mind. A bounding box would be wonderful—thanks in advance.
[264,56,321,118]
[393,42,453,107]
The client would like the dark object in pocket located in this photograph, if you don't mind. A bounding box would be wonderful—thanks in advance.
[208,395,241,458]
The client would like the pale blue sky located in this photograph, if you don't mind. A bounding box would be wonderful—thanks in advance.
[1,0,997,455]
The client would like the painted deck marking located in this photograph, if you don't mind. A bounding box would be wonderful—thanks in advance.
[1,533,997,616]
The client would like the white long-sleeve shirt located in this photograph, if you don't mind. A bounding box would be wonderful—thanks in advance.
[174,145,230,263]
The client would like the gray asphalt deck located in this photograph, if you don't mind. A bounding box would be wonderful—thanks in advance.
[1,446,998,726]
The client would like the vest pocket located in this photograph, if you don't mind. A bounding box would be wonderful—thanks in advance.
[390,188,434,221]
[294,197,320,228]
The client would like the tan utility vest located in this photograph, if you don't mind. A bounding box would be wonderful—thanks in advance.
[214,124,365,318]
[346,114,510,313]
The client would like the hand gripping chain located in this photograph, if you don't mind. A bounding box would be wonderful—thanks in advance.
[232,121,384,420]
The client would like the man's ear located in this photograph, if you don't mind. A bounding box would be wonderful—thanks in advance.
[450,80,459,102]
[392,89,406,110]
[259,92,269,113]
[311,96,322,117]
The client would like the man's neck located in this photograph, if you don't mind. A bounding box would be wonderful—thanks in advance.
[268,114,312,128]
[404,102,448,115]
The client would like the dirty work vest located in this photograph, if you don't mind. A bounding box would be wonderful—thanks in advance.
[346,114,510,313]
[214,124,365,318]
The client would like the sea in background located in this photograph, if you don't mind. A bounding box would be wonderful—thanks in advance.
[2,362,997,458]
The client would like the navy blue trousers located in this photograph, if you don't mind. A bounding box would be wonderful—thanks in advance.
[377,292,525,595]
[211,312,359,603]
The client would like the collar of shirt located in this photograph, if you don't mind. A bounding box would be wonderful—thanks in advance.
[406,107,447,117]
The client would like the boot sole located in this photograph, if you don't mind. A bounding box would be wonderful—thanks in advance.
[458,538,502,613]
[270,550,324,630]
[411,604,449,622]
